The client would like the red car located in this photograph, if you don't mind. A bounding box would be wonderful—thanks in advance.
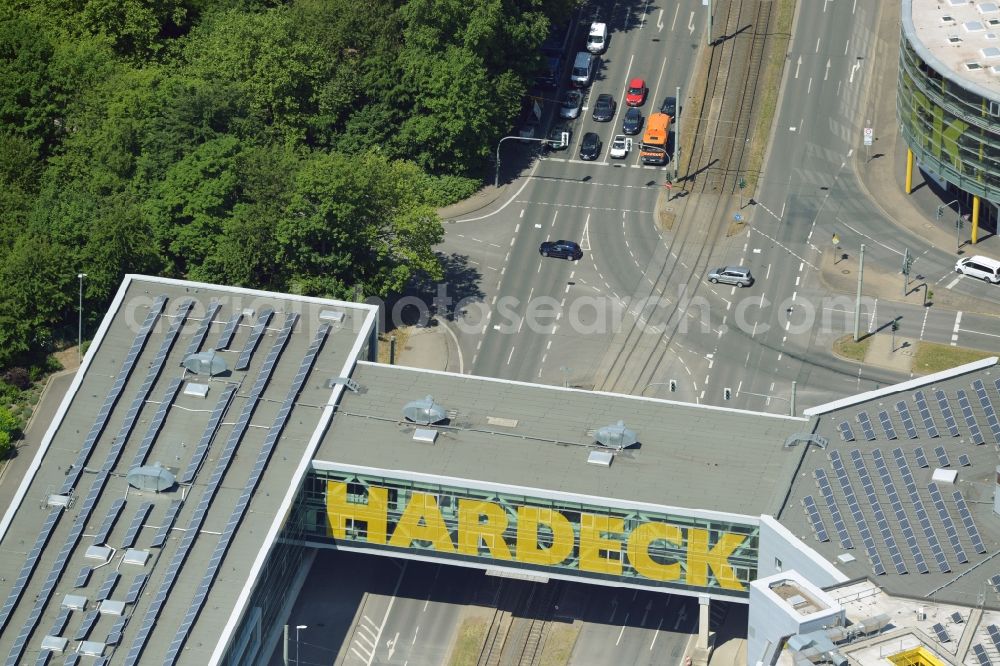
[625,78,647,106]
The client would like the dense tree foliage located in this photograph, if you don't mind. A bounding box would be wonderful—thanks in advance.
[0,0,576,370]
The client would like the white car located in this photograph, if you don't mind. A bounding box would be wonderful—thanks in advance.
[609,135,630,159]
[587,22,608,54]
[559,90,583,119]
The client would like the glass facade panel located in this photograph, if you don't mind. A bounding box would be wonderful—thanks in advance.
[897,29,1000,211]
[301,469,759,600]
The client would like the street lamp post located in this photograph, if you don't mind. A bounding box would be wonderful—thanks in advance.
[495,135,551,188]
[740,383,797,416]
[936,199,961,251]
[295,624,307,666]
[853,244,865,342]
[77,273,87,362]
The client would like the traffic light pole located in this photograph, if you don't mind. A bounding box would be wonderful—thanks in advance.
[853,244,865,342]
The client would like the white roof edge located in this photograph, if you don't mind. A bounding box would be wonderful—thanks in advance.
[310,460,761,526]
[759,515,849,583]
[355,361,807,422]
[209,304,380,665]
[0,275,137,541]
[802,356,998,416]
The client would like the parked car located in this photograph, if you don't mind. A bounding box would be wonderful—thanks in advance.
[707,266,754,287]
[610,135,630,159]
[955,255,1000,283]
[592,93,616,122]
[625,78,647,106]
[622,106,643,135]
[660,95,678,117]
[559,90,583,119]
[539,240,583,260]
[546,125,571,151]
[586,22,608,54]
[579,132,601,160]
[570,51,597,87]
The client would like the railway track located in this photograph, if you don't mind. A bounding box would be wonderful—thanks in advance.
[594,0,777,395]
[476,579,561,666]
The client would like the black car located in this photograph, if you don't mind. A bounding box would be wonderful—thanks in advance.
[622,107,643,135]
[579,132,601,160]
[592,93,616,122]
[539,240,583,260]
[660,95,677,117]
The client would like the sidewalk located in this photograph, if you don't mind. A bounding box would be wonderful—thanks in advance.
[436,183,508,222]
[393,321,463,373]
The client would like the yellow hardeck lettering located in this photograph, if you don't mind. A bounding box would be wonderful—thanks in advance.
[626,522,682,581]
[685,529,746,590]
[579,515,624,575]
[388,492,455,553]
[457,500,512,559]
[326,480,388,544]
[515,507,573,565]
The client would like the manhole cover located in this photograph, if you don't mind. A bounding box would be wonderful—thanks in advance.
[841,269,851,274]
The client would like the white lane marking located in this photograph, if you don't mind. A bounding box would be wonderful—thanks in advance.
[807,77,812,94]
[815,37,821,52]
[839,221,902,255]
[506,346,515,365]
[951,311,963,344]
[765,264,772,280]
[688,11,695,34]
[795,55,802,78]
[920,307,929,340]
[824,58,831,81]
[844,39,850,55]
[945,276,961,289]
[616,614,630,646]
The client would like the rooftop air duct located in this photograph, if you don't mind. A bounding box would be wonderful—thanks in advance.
[402,395,448,425]
[182,350,228,376]
[594,421,638,450]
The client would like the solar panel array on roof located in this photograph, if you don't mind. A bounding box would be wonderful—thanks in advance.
[957,389,985,444]
[150,499,184,549]
[959,453,971,466]
[802,496,829,542]
[927,482,967,563]
[125,312,298,666]
[838,421,855,442]
[92,498,125,547]
[931,622,950,642]
[851,449,905,573]
[830,451,885,574]
[124,574,147,605]
[972,643,991,666]
[105,614,128,646]
[974,378,1000,442]
[178,383,237,485]
[234,306,274,370]
[184,300,221,358]
[951,490,987,554]
[48,607,70,636]
[934,446,951,467]
[935,390,961,437]
[873,449,927,573]
[895,401,918,439]
[95,572,119,603]
[0,297,168,642]
[163,321,329,664]
[988,625,1000,652]
[878,411,898,440]
[73,567,92,589]
[128,376,183,471]
[214,311,243,350]
[993,576,1000,594]
[33,650,51,666]
[914,391,939,437]
[120,503,153,550]
[73,609,99,640]
[951,611,964,624]
[856,411,876,440]
[914,447,929,468]
[814,469,853,549]
[893,448,950,573]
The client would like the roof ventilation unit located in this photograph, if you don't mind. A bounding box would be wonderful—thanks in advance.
[594,421,638,450]
[46,494,74,510]
[126,462,176,492]
[181,350,228,376]
[403,395,449,425]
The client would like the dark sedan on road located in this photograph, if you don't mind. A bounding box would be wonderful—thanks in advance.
[579,132,601,160]
[622,107,643,135]
[539,240,583,260]
[660,95,677,117]
[592,93,616,121]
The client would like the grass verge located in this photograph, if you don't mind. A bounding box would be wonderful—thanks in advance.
[447,616,488,666]
[537,623,581,666]
[377,327,412,365]
[913,341,995,375]
[832,334,872,363]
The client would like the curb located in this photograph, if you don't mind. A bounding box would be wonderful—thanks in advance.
[437,184,509,222]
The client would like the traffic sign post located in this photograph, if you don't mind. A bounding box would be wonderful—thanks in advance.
[664,179,673,200]
[738,177,747,208]
[863,127,873,161]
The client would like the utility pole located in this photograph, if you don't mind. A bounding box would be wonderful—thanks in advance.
[853,244,865,342]
[901,248,913,297]
[790,381,797,417]
[673,85,680,182]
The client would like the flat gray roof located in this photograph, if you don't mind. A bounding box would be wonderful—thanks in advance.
[779,359,1000,609]
[905,0,1000,100]
[316,362,808,520]
[0,275,376,664]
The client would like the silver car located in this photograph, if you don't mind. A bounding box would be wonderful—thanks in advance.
[708,266,754,287]
[559,90,583,119]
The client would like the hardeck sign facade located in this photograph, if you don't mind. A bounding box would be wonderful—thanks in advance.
[299,470,759,598]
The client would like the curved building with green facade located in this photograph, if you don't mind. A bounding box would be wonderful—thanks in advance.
[898,0,1000,238]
